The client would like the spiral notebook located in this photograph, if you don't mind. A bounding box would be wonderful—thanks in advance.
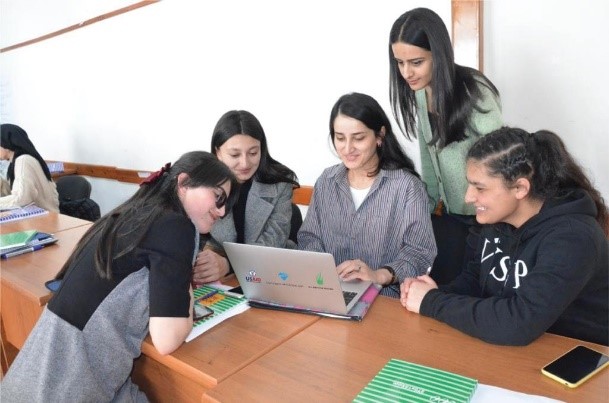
[0,205,48,223]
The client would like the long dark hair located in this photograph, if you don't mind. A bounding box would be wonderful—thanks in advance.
[56,151,239,280]
[467,127,609,235]
[0,124,53,186]
[329,92,419,178]
[211,110,299,187]
[389,7,499,148]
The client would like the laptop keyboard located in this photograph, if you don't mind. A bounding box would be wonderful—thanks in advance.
[343,291,358,306]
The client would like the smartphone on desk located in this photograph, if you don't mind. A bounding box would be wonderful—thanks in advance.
[541,345,609,388]
[193,302,214,321]
[224,285,244,298]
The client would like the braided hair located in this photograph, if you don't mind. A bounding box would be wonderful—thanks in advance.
[467,127,608,235]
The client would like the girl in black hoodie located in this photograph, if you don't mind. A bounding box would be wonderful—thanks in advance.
[400,127,608,346]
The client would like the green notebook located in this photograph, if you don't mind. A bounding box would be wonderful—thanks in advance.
[0,230,38,252]
[353,359,478,403]
[185,285,250,342]
[0,230,58,258]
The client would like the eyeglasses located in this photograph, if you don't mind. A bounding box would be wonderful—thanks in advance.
[214,187,228,209]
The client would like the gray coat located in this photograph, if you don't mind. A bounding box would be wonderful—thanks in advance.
[209,180,294,252]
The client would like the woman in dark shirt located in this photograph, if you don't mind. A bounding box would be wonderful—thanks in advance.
[1,151,238,401]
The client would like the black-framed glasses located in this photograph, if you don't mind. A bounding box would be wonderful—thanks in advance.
[214,187,228,209]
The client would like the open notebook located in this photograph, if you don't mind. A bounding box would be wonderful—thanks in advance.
[223,242,381,321]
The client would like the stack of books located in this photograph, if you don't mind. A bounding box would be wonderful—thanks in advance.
[0,229,58,259]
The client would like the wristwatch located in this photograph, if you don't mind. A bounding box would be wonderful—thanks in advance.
[382,266,396,285]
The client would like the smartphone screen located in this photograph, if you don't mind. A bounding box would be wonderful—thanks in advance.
[193,303,214,321]
[45,279,62,293]
[542,345,609,387]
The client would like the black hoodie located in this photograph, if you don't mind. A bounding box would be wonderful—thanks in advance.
[421,188,608,346]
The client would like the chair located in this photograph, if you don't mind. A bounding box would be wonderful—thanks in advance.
[292,185,313,206]
[289,186,312,245]
[56,175,92,201]
[56,175,100,221]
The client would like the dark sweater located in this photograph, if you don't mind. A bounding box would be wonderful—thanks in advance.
[421,189,608,346]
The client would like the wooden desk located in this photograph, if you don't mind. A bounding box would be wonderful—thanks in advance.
[0,211,91,234]
[0,218,320,403]
[3,217,606,402]
[205,296,609,403]
[132,296,320,402]
[0,224,92,348]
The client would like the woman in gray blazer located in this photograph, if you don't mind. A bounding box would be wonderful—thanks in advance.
[192,110,300,285]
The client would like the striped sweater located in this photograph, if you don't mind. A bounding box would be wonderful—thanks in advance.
[298,164,437,297]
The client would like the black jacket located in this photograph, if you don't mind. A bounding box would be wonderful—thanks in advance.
[421,189,608,346]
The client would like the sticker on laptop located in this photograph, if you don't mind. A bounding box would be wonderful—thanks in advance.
[245,270,262,283]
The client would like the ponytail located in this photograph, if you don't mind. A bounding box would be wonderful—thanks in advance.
[468,127,608,235]
[530,130,608,235]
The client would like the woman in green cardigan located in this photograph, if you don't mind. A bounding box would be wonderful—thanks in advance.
[389,7,503,283]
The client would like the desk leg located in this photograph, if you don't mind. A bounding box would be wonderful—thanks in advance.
[0,337,19,377]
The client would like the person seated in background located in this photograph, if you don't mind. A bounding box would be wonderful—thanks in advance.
[298,92,437,298]
[400,127,609,346]
[1,151,239,401]
[192,110,300,285]
[0,123,60,212]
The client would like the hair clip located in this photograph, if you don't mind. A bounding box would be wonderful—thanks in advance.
[140,162,171,186]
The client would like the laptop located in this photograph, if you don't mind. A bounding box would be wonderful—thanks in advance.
[223,242,381,320]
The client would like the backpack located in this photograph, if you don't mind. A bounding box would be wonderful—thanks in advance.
[59,198,101,221]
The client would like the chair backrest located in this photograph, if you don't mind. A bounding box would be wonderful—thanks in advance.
[56,175,92,201]
[292,185,313,206]
[289,186,312,245]
[56,175,100,221]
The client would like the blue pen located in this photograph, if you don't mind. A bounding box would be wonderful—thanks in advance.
[1,244,45,259]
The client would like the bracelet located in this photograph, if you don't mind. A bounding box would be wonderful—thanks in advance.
[382,266,396,285]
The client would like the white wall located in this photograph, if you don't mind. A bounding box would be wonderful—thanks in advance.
[1,0,607,215]
[484,0,609,202]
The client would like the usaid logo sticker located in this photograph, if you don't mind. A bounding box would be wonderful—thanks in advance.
[245,270,261,283]
[278,272,288,281]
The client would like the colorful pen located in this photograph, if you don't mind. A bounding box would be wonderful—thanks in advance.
[197,289,219,301]
[1,245,45,259]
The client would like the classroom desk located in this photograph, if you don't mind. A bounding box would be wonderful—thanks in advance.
[204,296,609,403]
[132,284,321,402]
[0,211,91,234]
[2,216,607,402]
[0,220,320,400]
[0,223,92,349]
